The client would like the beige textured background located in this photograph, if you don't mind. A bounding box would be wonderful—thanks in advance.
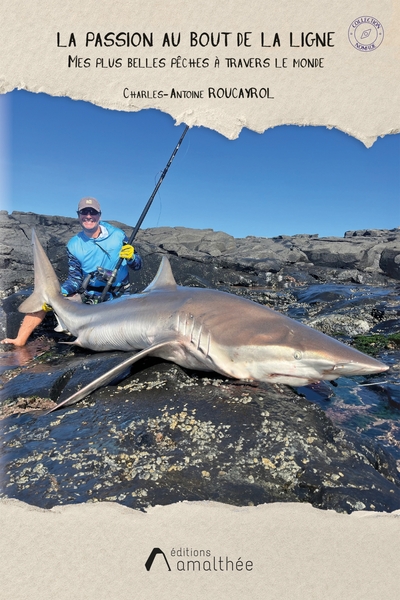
[1,499,400,599]
[1,1,399,598]
[0,0,399,145]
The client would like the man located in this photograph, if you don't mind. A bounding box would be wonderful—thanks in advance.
[1,197,142,346]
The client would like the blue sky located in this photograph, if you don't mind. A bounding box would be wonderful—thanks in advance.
[1,89,399,239]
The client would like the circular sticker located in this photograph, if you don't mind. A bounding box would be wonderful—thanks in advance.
[348,16,384,52]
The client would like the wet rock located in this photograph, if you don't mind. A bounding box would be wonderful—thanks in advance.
[371,319,400,335]
[0,348,134,405]
[386,385,400,410]
[1,355,399,513]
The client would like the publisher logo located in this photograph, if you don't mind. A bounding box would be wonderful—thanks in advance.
[145,548,171,572]
[348,16,384,52]
[145,546,254,573]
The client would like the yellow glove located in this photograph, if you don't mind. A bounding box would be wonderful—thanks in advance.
[42,303,53,312]
[119,244,134,260]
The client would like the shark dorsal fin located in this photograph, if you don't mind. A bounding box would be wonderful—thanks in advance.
[143,256,178,292]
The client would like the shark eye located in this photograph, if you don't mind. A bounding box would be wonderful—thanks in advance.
[294,351,302,360]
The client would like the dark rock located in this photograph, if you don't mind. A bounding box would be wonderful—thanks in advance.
[1,213,400,304]
[1,354,399,513]
[380,244,400,280]
[0,349,134,404]
[1,290,31,340]
[344,228,400,239]
[299,238,383,270]
[371,318,400,335]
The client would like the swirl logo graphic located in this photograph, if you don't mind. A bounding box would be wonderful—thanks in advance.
[348,16,384,51]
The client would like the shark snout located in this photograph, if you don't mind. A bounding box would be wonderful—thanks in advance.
[327,358,389,377]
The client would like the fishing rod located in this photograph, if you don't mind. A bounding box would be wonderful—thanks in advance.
[99,124,189,302]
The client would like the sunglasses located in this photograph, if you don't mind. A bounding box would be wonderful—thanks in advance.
[78,208,100,216]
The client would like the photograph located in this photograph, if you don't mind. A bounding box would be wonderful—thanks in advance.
[0,1,399,598]
[1,89,400,514]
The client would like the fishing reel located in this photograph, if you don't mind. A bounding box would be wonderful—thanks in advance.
[80,266,113,290]
[79,267,113,304]
[83,291,113,304]
[79,266,127,304]
[95,266,113,282]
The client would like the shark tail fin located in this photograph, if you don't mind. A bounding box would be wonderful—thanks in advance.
[19,229,61,314]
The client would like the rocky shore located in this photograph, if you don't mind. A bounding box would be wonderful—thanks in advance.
[0,211,399,514]
[1,210,399,298]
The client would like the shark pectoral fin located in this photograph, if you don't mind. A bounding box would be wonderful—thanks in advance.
[25,408,54,419]
[54,314,70,333]
[42,341,173,416]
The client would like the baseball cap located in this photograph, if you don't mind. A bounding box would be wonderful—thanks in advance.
[78,197,101,213]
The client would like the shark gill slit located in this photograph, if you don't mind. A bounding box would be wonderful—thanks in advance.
[196,324,203,350]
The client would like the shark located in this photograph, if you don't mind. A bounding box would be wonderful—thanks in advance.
[18,230,388,412]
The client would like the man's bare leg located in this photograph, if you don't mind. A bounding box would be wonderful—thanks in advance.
[1,310,47,347]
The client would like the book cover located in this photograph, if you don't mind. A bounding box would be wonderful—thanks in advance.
[0,1,399,598]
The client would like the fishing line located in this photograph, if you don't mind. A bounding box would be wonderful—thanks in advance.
[358,380,393,387]
[151,130,191,228]
[179,131,191,161]
[153,169,163,228]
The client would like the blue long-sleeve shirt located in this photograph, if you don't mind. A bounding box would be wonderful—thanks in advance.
[61,221,142,296]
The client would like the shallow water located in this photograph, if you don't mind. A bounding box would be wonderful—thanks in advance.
[288,281,400,469]
[0,338,55,374]
[299,353,400,469]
